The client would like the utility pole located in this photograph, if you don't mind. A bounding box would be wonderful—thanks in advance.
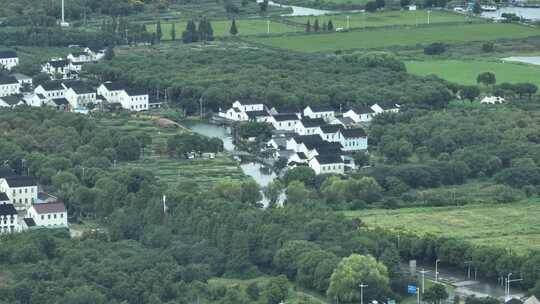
[464,261,473,279]
[427,10,431,24]
[435,259,441,281]
[359,283,368,304]
[199,97,204,120]
[267,19,270,34]
[417,287,421,304]
[347,15,350,29]
[419,269,429,293]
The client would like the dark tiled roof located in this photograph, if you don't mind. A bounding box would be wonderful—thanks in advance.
[125,88,147,96]
[33,202,66,214]
[294,135,324,146]
[0,192,9,201]
[307,105,334,112]
[351,105,375,114]
[0,75,18,85]
[102,82,124,91]
[315,154,343,165]
[0,203,17,216]
[273,105,301,114]
[247,110,269,119]
[48,59,69,68]
[66,81,94,94]
[320,124,341,134]
[297,152,307,159]
[273,114,299,122]
[41,81,64,91]
[338,116,356,125]
[341,128,367,138]
[300,118,326,128]
[52,98,69,106]
[70,51,89,57]
[1,95,24,106]
[0,50,17,59]
[316,142,343,153]
[37,93,46,99]
[24,217,36,227]
[0,168,15,178]
[5,176,36,188]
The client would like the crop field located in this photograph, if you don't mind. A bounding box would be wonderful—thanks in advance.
[148,19,301,39]
[98,116,245,190]
[406,59,540,86]
[344,201,540,254]
[287,10,476,29]
[247,23,540,52]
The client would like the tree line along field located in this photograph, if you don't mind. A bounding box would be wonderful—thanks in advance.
[406,59,540,87]
[148,19,301,39]
[344,201,540,254]
[287,10,479,29]
[246,23,540,52]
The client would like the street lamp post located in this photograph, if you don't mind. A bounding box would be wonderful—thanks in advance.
[419,269,429,293]
[435,259,441,281]
[359,283,368,304]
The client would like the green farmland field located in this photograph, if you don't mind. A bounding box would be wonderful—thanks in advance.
[344,202,540,254]
[406,59,540,86]
[287,10,476,29]
[149,19,301,39]
[247,23,540,52]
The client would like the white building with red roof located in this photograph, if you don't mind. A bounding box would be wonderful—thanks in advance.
[27,202,68,228]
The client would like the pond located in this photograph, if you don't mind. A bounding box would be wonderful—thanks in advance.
[482,7,540,20]
[502,56,540,66]
[268,0,335,16]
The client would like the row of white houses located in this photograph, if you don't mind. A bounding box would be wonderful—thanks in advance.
[0,80,152,112]
[220,101,398,175]
[41,48,106,80]
[0,168,67,234]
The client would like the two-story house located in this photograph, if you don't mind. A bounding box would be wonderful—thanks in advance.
[308,154,345,175]
[64,81,97,109]
[0,75,21,97]
[0,203,18,234]
[34,82,66,99]
[340,128,368,152]
[0,176,38,209]
[303,105,335,122]
[27,202,68,228]
[118,88,149,112]
[0,50,19,70]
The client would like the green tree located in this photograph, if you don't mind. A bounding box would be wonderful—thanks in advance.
[472,1,481,14]
[230,18,238,36]
[241,178,262,205]
[327,254,390,303]
[182,20,198,43]
[460,85,480,102]
[477,72,496,86]
[376,0,386,8]
[63,286,106,304]
[264,275,289,304]
[365,1,378,12]
[171,23,176,41]
[327,20,334,31]
[482,42,494,52]
[286,181,314,205]
[423,284,449,304]
[306,20,311,32]
[313,19,320,31]
[104,46,115,60]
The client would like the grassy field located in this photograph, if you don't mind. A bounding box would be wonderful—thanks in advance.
[247,23,540,52]
[406,59,540,86]
[148,19,301,39]
[98,116,245,190]
[287,10,477,29]
[344,201,540,254]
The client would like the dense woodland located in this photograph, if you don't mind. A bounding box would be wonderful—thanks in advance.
[85,47,453,114]
[0,108,540,303]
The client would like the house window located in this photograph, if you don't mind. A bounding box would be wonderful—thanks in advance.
[48,214,51,220]
[54,214,57,219]
[41,215,44,220]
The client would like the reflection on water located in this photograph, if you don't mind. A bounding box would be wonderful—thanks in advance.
[503,56,540,66]
[240,162,277,188]
[482,7,540,20]
[268,0,334,16]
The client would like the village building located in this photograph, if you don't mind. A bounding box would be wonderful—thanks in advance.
[0,50,19,70]
[118,88,149,112]
[12,73,33,88]
[34,81,66,99]
[318,124,342,142]
[219,100,270,122]
[0,75,21,97]
[344,105,376,123]
[308,154,345,175]
[0,203,18,234]
[340,128,368,151]
[303,105,335,122]
[270,113,300,131]
[0,176,38,209]
[27,202,68,229]
[295,118,326,135]
[41,59,79,80]
[67,47,104,64]
[48,97,70,111]
[63,81,97,109]
[0,95,26,108]
[97,82,125,103]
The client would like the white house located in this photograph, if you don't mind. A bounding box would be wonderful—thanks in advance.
[0,192,8,204]
[0,75,21,97]
[318,124,342,142]
[303,105,335,122]
[0,95,26,108]
[308,155,344,175]
[0,203,18,234]
[481,96,505,104]
[0,50,19,70]
[63,81,97,109]
[295,118,326,135]
[271,114,300,131]
[231,100,265,112]
[344,106,376,123]
[371,103,400,114]
[23,93,48,107]
[0,176,38,209]
[340,128,368,151]
[118,88,149,112]
[219,101,268,122]
[12,73,33,87]
[42,59,79,80]
[34,82,66,99]
[27,202,68,228]
[97,82,125,103]
[47,98,70,111]
[67,48,104,63]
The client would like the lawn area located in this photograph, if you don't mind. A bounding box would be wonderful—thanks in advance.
[246,23,540,52]
[98,116,245,190]
[406,59,540,86]
[148,19,301,39]
[344,201,540,254]
[287,10,477,29]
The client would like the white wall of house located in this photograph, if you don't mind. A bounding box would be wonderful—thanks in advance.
[34,85,65,99]
[0,82,21,97]
[308,158,344,175]
[232,100,264,112]
[319,131,341,143]
[97,84,123,103]
[272,119,298,131]
[343,109,372,123]
[0,180,38,208]
[303,106,335,121]
[0,211,17,234]
[341,136,368,151]
[0,57,19,70]
[27,207,68,228]
[65,89,96,109]
[118,91,149,112]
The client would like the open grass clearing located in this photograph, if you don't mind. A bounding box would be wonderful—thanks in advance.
[287,10,477,29]
[406,59,540,86]
[246,23,540,52]
[344,201,540,254]
[148,19,301,39]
